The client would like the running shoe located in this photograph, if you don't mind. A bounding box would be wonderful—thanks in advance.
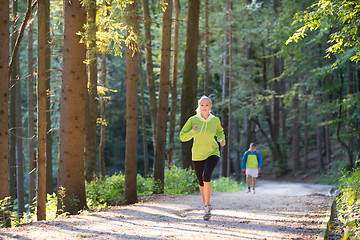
[203,213,211,220]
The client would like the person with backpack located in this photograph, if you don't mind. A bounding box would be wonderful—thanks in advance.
[179,96,225,220]
[241,143,263,194]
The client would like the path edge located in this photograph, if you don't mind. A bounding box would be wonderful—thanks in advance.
[317,196,337,240]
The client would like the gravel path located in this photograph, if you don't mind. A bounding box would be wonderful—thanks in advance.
[0,181,333,240]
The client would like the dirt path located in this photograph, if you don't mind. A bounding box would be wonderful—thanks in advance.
[0,181,334,240]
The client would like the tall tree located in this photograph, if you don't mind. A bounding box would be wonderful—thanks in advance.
[27,12,36,210]
[180,0,200,169]
[139,53,149,177]
[85,0,98,182]
[142,0,157,149]
[153,0,173,193]
[9,0,19,206]
[45,0,52,194]
[57,0,87,215]
[291,93,300,171]
[124,0,139,204]
[0,0,10,227]
[167,0,180,169]
[220,0,231,177]
[37,0,48,221]
[203,0,209,96]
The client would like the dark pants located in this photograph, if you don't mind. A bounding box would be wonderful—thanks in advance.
[192,155,219,187]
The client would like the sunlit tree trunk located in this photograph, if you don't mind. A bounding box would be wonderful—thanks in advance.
[303,87,309,170]
[45,0,52,194]
[85,0,98,182]
[15,27,24,217]
[154,0,173,193]
[99,0,111,178]
[167,0,180,169]
[181,0,200,169]
[27,11,36,210]
[139,53,149,177]
[57,0,87,215]
[124,0,139,204]
[9,0,18,207]
[203,0,209,96]
[142,0,157,150]
[0,0,10,227]
[37,0,48,221]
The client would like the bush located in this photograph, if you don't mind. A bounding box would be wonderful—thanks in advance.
[337,168,360,239]
[164,166,198,195]
[212,177,245,192]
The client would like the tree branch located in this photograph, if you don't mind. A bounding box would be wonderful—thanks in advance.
[8,0,37,77]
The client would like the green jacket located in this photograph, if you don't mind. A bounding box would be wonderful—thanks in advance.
[179,113,225,161]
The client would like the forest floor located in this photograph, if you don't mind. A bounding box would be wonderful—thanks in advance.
[0,181,334,240]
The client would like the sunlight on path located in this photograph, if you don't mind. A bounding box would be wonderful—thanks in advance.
[0,181,333,240]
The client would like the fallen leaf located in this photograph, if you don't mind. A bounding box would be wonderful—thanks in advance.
[259,223,264,225]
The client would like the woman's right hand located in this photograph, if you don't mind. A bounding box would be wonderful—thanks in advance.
[193,125,198,132]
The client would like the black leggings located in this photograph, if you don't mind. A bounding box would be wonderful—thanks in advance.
[192,155,219,187]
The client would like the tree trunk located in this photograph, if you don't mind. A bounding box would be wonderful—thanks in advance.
[167,0,180,169]
[124,0,139,204]
[45,0,52,194]
[220,0,231,177]
[203,0,209,96]
[27,14,36,210]
[139,53,149,178]
[273,55,281,141]
[226,0,232,177]
[85,0,98,182]
[142,0,157,150]
[303,91,309,170]
[180,0,200,169]
[99,0,111,178]
[9,0,18,207]
[291,94,300,171]
[0,0,10,227]
[57,0,87,215]
[154,0,173,193]
[15,32,24,216]
[37,0,48,221]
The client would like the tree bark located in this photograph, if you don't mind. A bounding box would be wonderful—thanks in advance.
[9,0,18,207]
[139,53,149,178]
[0,0,10,227]
[45,0,52,194]
[85,0,98,182]
[99,0,111,178]
[291,94,300,171]
[180,0,200,169]
[142,0,157,150]
[124,0,139,204]
[203,0,209,96]
[27,14,36,210]
[37,0,48,221]
[15,31,24,216]
[167,0,180,169]
[154,0,173,193]
[57,0,87,215]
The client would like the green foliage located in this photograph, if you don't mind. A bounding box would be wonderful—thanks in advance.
[211,177,245,192]
[0,197,12,228]
[164,166,198,195]
[337,168,360,239]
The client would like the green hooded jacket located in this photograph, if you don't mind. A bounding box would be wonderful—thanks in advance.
[179,113,225,161]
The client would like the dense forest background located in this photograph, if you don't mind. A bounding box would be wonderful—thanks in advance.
[0,0,359,223]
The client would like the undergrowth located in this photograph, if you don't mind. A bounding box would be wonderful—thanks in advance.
[1,166,243,227]
[337,167,360,240]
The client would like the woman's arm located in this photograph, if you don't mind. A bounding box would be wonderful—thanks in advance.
[179,118,195,142]
[216,119,225,143]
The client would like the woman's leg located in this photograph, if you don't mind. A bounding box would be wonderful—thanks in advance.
[192,160,206,204]
[202,155,219,206]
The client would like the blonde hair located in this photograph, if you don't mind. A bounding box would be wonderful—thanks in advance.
[196,96,212,114]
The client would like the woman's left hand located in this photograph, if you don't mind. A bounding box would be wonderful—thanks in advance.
[220,141,225,146]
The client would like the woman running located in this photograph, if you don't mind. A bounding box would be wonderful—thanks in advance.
[180,96,225,220]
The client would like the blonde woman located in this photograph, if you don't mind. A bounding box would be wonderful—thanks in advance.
[180,96,225,220]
